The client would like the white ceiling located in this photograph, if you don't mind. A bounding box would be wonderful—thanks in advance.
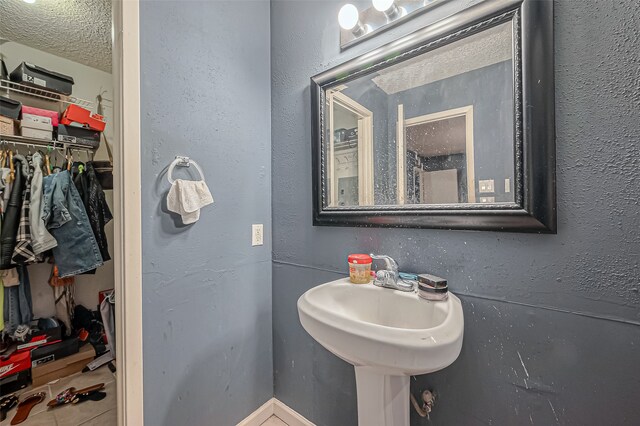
[372,21,513,95]
[0,0,112,72]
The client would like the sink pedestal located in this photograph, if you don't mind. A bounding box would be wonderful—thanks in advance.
[355,367,410,426]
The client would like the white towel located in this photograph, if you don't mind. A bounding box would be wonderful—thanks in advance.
[166,179,214,224]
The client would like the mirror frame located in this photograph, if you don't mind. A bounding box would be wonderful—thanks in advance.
[311,0,556,233]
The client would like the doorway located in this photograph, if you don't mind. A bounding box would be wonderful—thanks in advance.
[397,105,476,204]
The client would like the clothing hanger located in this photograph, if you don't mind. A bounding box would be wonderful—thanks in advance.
[105,290,115,304]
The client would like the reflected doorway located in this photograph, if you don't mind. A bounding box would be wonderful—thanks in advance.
[397,105,476,204]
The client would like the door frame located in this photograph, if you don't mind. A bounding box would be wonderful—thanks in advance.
[113,1,143,425]
[327,91,374,206]
[397,105,476,204]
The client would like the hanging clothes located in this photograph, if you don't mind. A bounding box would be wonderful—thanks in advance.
[73,161,113,263]
[29,152,57,255]
[0,156,26,269]
[2,265,32,340]
[49,265,75,337]
[12,155,37,264]
[100,292,115,359]
[41,170,103,278]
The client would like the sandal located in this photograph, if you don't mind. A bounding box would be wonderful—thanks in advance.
[10,392,46,425]
[47,383,105,408]
[0,394,18,422]
[71,390,107,404]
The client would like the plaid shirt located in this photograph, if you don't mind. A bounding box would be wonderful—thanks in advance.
[12,158,37,264]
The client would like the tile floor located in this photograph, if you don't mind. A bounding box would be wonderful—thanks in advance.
[260,416,288,426]
[1,365,116,426]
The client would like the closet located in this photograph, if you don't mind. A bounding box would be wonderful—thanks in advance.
[0,2,117,424]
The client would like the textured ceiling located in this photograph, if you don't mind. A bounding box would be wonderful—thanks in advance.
[372,21,513,94]
[0,0,112,72]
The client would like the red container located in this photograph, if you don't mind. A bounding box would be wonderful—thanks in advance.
[0,350,31,379]
[60,105,105,132]
[22,105,59,127]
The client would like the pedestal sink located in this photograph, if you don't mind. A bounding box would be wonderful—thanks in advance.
[297,278,464,426]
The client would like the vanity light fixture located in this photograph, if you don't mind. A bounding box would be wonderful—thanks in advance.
[23,0,36,4]
[372,0,405,21]
[338,4,369,37]
[338,0,449,50]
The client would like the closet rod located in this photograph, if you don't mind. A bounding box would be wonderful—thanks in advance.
[0,134,97,152]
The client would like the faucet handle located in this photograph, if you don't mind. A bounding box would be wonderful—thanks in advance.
[369,254,398,273]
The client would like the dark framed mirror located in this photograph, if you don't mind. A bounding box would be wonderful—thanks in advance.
[311,0,555,233]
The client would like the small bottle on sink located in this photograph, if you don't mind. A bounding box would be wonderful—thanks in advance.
[348,254,372,284]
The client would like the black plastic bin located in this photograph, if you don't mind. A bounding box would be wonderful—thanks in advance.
[0,96,21,120]
[10,62,74,95]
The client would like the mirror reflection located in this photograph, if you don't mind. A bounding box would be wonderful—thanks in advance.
[325,21,516,208]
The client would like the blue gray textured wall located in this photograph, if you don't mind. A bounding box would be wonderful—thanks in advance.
[140,1,272,424]
[271,1,640,425]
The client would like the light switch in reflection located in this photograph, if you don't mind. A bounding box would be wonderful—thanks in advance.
[479,179,494,193]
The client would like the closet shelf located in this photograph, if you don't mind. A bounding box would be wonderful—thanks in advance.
[1,79,94,108]
[1,134,97,152]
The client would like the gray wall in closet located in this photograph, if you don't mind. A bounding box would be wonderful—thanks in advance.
[140,1,272,424]
[271,1,640,425]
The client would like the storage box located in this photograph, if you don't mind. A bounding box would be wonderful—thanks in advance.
[0,350,31,382]
[20,124,53,141]
[0,96,21,120]
[22,105,59,127]
[22,113,52,126]
[61,105,106,132]
[20,119,53,132]
[20,127,52,140]
[31,338,80,368]
[57,124,100,148]
[31,343,95,387]
[0,370,31,396]
[16,323,62,352]
[10,62,74,95]
[0,115,16,135]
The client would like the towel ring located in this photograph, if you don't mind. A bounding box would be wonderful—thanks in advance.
[167,156,205,184]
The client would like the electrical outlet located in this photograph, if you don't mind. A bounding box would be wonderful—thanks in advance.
[252,224,263,246]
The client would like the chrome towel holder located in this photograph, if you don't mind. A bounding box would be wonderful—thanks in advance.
[167,155,205,184]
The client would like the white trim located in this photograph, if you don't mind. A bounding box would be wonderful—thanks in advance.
[236,398,275,426]
[113,1,143,425]
[396,104,405,205]
[237,398,315,426]
[328,92,374,206]
[273,399,316,426]
[400,105,476,203]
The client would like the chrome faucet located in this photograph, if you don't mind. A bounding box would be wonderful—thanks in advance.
[369,254,415,292]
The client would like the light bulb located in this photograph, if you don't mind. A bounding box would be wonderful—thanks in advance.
[23,0,36,4]
[372,0,395,12]
[338,4,360,30]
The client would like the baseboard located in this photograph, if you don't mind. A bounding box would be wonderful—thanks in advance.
[237,398,315,426]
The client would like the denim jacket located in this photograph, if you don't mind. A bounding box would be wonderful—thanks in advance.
[41,171,103,277]
[29,152,57,255]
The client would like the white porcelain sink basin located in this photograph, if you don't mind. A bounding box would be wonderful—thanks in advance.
[297,277,464,426]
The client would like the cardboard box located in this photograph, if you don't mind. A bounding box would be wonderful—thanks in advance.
[31,343,95,387]
[22,113,52,126]
[0,350,31,379]
[20,126,52,140]
[57,124,100,148]
[0,115,16,135]
[22,105,59,127]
